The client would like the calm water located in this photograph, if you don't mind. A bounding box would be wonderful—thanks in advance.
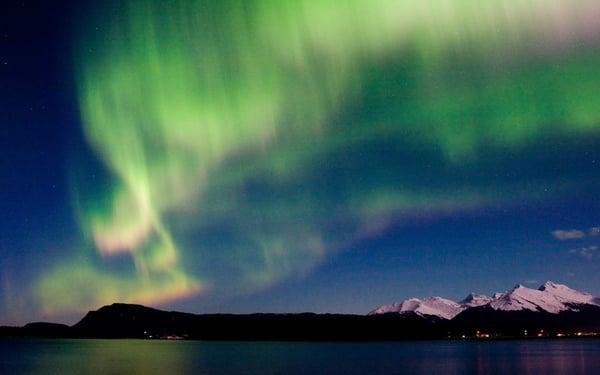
[1,339,600,374]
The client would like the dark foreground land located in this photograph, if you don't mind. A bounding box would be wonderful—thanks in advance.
[2,303,600,340]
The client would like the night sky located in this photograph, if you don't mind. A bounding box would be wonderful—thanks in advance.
[2,0,600,325]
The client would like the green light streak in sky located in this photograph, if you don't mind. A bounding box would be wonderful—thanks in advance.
[37,0,600,313]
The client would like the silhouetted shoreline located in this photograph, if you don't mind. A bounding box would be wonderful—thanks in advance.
[2,303,600,341]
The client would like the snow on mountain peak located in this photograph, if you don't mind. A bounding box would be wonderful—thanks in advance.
[460,293,493,307]
[539,281,560,290]
[537,281,595,305]
[370,281,599,318]
[511,284,526,291]
[369,296,464,319]
[489,281,598,313]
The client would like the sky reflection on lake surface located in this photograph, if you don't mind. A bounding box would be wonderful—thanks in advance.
[1,339,600,374]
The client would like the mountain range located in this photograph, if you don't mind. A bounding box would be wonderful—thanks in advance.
[2,281,599,340]
[370,281,600,319]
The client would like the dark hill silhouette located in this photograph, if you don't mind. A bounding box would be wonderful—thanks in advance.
[2,302,600,340]
[0,322,72,338]
[72,303,444,340]
[449,304,600,337]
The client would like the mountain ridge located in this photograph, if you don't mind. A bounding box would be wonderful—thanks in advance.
[2,281,600,340]
[370,281,600,320]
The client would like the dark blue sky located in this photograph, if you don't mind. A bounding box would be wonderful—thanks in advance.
[2,0,600,325]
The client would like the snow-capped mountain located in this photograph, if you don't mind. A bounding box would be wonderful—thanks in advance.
[369,297,463,320]
[460,293,494,308]
[370,281,600,319]
[539,281,599,305]
[489,281,599,313]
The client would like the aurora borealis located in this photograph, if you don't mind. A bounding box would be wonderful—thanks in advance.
[3,0,600,323]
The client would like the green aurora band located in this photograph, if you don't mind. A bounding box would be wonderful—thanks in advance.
[37,0,600,314]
